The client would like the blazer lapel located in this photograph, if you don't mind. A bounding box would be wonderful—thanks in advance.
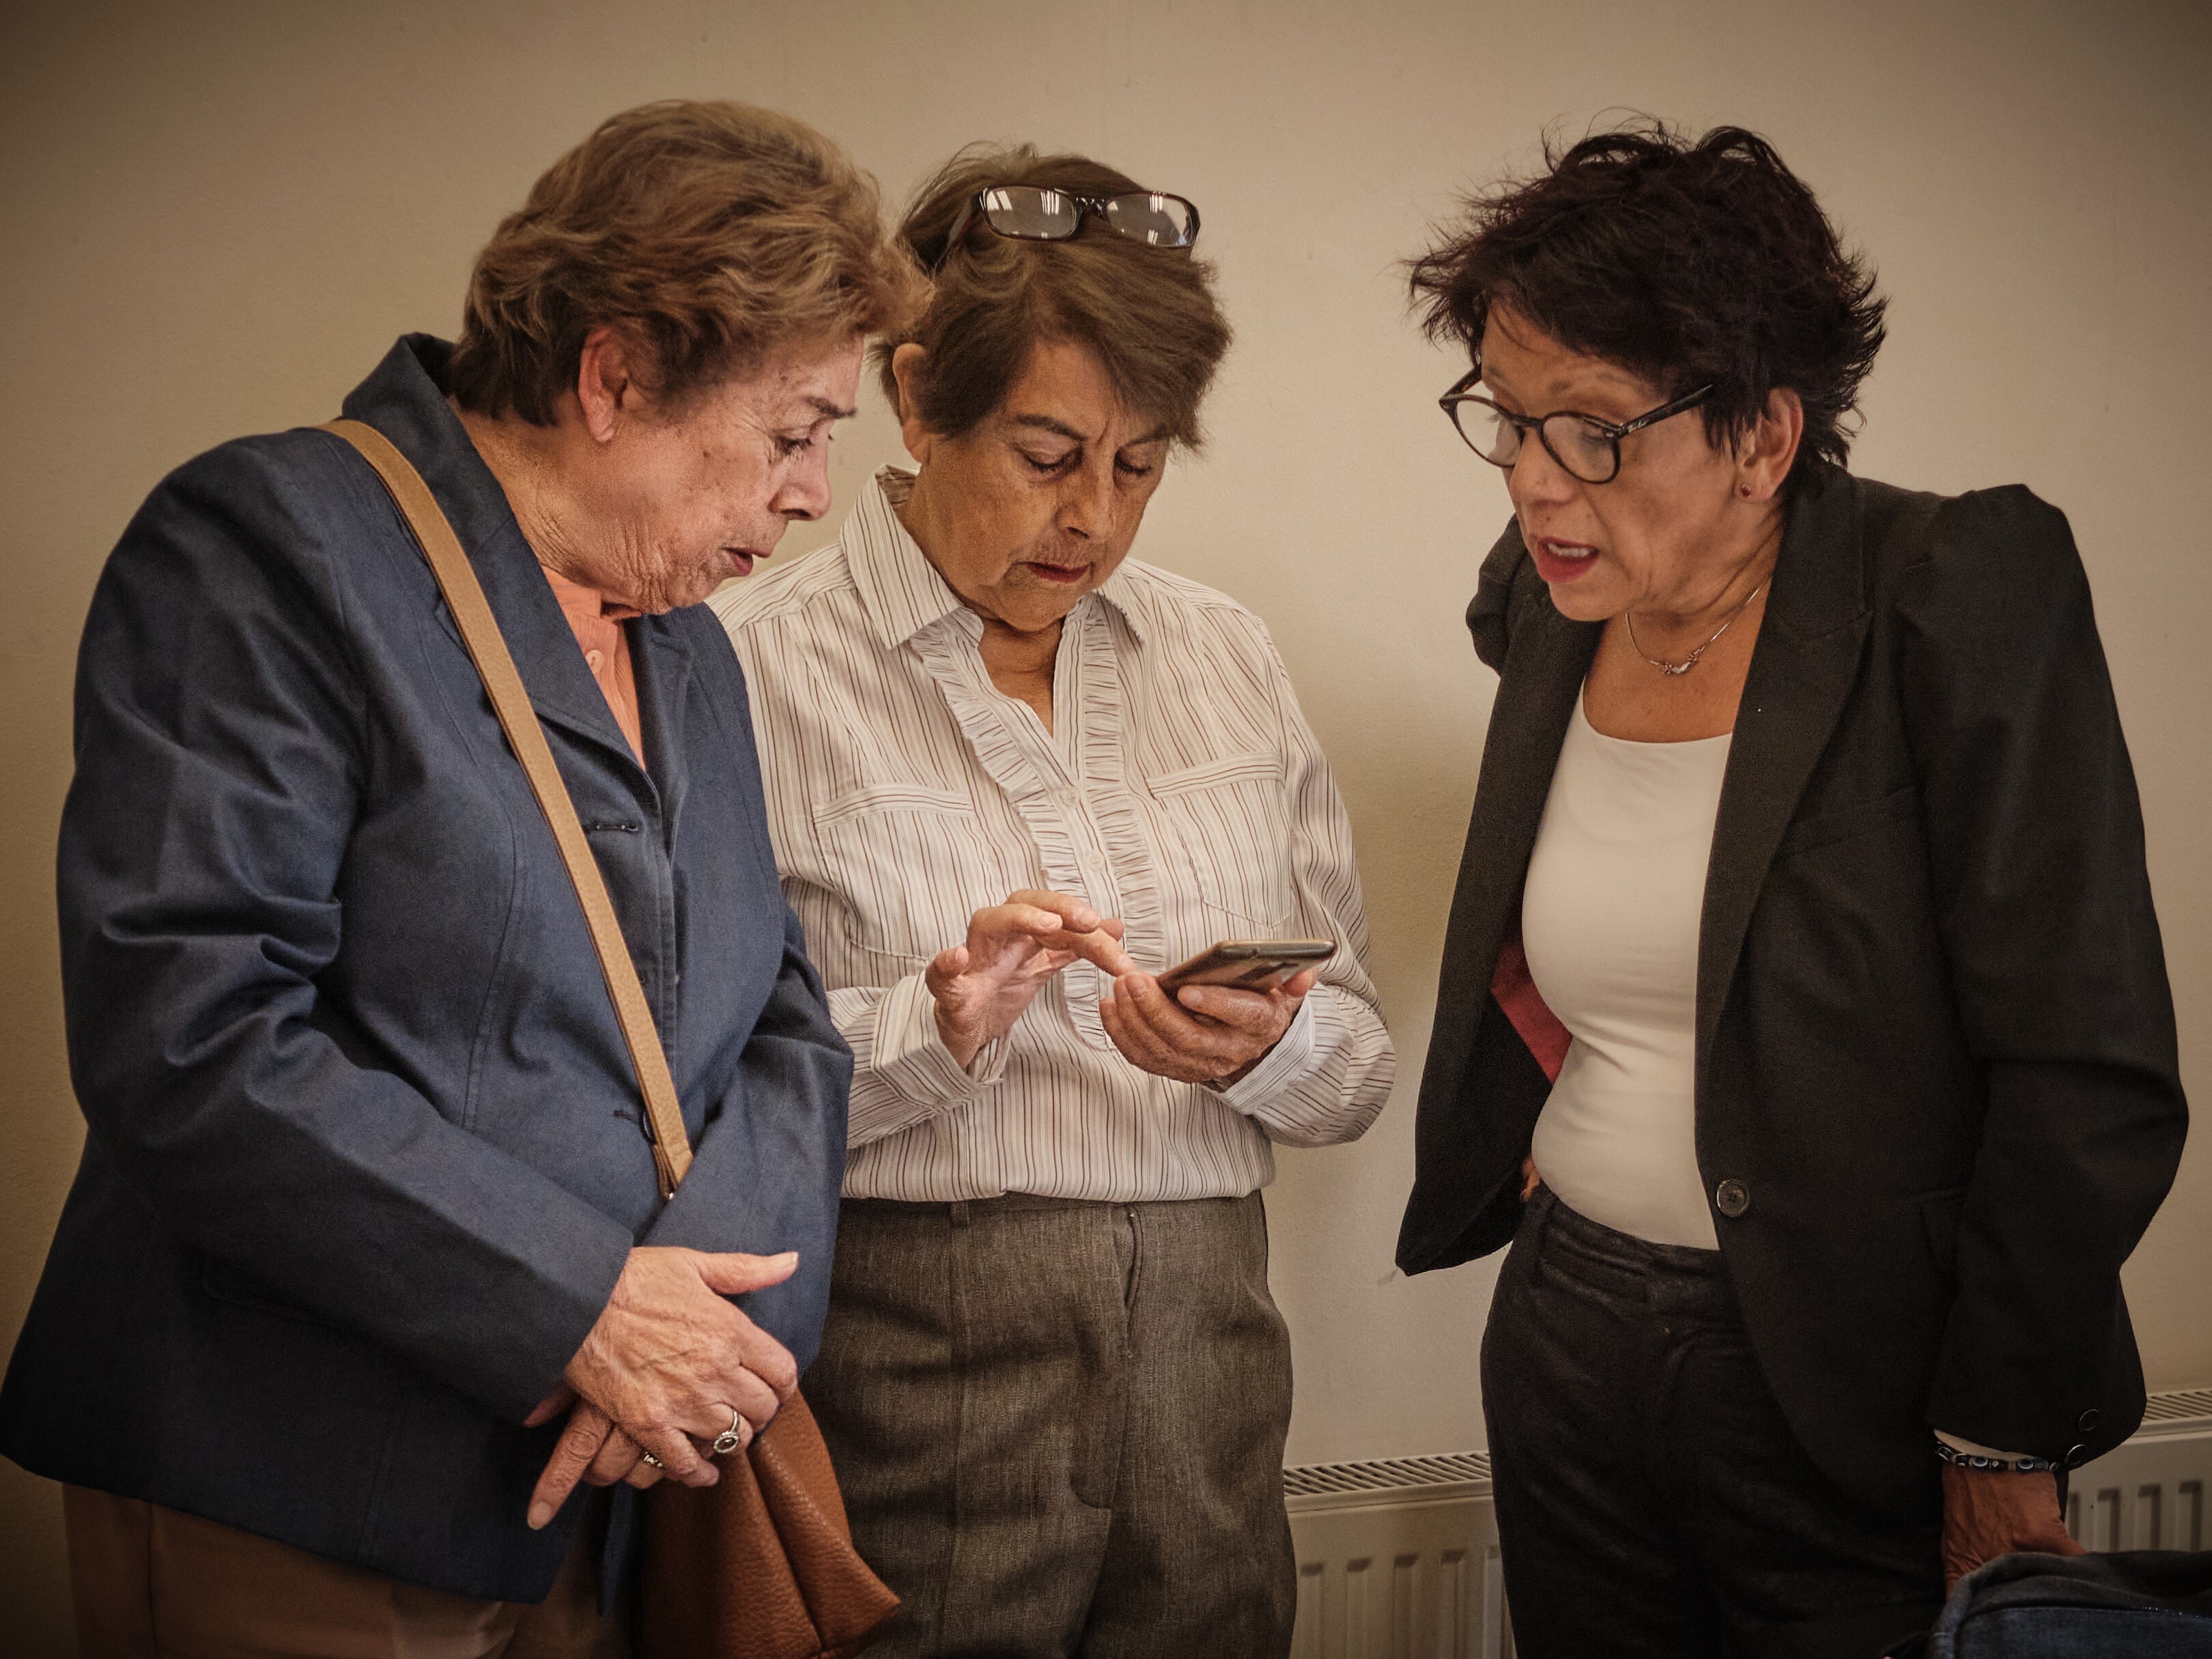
[343,337,648,779]
[1696,467,1870,1079]
[426,521,651,777]
[1421,571,1599,1110]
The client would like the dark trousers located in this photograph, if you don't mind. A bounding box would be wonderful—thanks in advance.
[807,1191,1296,1659]
[1484,1187,1946,1659]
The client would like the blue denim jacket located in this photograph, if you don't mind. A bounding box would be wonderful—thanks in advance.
[0,337,852,1602]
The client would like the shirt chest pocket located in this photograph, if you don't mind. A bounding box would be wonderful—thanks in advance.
[1148,752,1296,933]
[812,784,1003,967]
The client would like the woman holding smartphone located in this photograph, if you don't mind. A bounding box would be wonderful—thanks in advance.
[714,146,1394,1658]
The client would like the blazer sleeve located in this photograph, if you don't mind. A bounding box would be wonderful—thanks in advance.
[57,442,636,1424]
[640,905,852,1375]
[1897,486,2187,1457]
[1466,517,1532,672]
[1397,516,1576,1274]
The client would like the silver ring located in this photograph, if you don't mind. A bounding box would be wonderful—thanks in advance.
[711,1408,746,1457]
[638,1450,663,1469]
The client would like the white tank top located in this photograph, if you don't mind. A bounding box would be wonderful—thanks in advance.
[1522,689,1731,1249]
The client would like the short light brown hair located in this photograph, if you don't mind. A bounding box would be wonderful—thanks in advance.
[450,100,926,423]
[875,145,1230,448]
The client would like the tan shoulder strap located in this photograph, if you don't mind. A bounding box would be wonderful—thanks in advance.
[323,419,694,1198]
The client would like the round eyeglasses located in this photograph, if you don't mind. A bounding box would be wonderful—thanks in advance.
[937,185,1200,271]
[1438,365,1714,485]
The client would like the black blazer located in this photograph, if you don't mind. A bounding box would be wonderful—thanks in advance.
[1398,462,2186,1522]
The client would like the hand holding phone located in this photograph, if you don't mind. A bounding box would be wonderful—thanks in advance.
[1103,938,1331,1086]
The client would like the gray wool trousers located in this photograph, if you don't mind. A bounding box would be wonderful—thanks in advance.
[806,1191,1296,1659]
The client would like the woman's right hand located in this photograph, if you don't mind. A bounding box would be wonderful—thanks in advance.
[524,1245,802,1527]
[926,890,1133,1067]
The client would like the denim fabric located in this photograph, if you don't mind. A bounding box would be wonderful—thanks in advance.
[1925,1551,2212,1657]
[1,337,852,1603]
[1953,1610,2212,1657]
[1484,1187,1944,1658]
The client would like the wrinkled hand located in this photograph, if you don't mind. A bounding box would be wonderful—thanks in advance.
[1940,1462,2085,1591]
[524,1389,666,1494]
[524,1246,801,1529]
[1098,969,1314,1086]
[927,890,1133,1067]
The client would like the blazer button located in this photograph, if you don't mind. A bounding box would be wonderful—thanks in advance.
[2078,1408,2102,1433]
[1714,1179,1751,1219]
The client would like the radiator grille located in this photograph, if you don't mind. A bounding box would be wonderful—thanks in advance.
[2140,1388,2212,1429]
[1285,1451,1492,1500]
[1284,1387,2211,1658]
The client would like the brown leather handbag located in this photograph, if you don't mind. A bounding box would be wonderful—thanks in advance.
[324,419,899,1659]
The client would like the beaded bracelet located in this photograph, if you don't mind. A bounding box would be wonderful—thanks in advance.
[1933,1438,2060,1475]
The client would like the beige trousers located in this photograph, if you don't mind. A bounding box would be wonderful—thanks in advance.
[64,1486,631,1659]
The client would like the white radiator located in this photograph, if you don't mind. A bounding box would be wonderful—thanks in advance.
[1284,1387,2212,1659]
[1286,1451,1509,1659]
[2065,1386,2212,1551]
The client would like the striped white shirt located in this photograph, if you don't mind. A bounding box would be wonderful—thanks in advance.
[712,468,1393,1202]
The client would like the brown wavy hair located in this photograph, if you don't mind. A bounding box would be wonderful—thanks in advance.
[1409,121,1886,483]
[449,100,926,423]
[875,145,1230,448]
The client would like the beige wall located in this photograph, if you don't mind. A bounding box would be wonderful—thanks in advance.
[3,0,2207,1646]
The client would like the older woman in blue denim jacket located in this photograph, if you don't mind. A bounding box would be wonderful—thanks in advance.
[1,100,920,1656]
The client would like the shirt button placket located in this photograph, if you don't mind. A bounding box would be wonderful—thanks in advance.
[1060,786,1109,905]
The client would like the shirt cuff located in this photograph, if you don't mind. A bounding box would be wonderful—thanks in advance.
[1210,993,1320,1113]
[868,970,1011,1108]
[1935,1430,2038,1464]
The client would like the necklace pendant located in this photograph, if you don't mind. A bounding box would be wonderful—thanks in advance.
[1626,576,1766,681]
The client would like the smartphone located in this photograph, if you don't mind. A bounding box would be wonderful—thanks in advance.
[1154,938,1334,995]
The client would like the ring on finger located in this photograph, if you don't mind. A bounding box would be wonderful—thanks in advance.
[711,1407,747,1457]
[638,1450,663,1469]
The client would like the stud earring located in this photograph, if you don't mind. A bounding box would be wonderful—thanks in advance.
[1738,483,1753,498]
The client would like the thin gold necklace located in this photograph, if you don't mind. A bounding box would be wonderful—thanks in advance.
[1626,579,1767,676]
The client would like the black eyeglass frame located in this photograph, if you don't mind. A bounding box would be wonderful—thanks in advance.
[1438,365,1716,485]
[936,186,1202,271]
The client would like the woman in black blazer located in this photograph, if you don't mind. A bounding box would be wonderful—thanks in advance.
[1395,124,2185,1658]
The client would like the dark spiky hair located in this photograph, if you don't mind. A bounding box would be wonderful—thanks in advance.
[1409,121,1885,483]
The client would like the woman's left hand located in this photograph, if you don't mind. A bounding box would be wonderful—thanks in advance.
[524,1388,668,1494]
[1939,1462,2086,1591]
[1099,969,1315,1086]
